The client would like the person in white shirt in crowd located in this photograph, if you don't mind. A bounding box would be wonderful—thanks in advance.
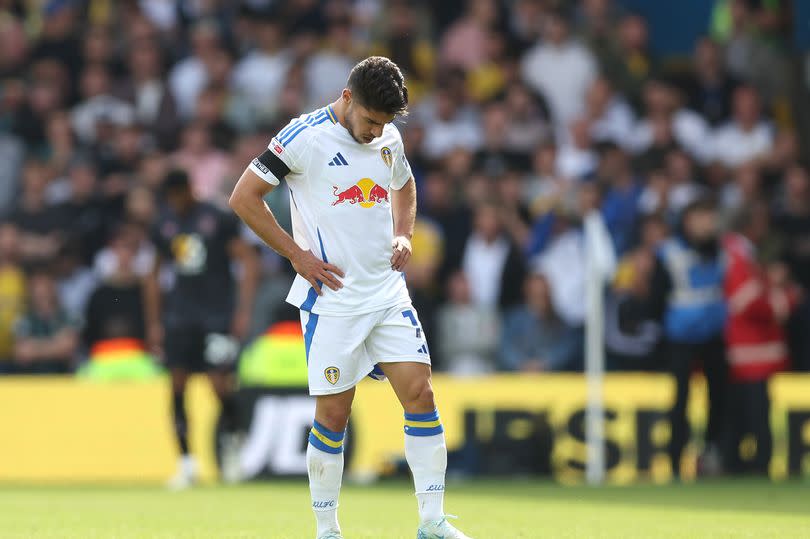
[169,20,224,119]
[418,78,482,160]
[521,8,597,132]
[625,79,712,164]
[461,202,526,310]
[304,18,360,111]
[581,77,635,148]
[436,270,500,376]
[232,16,291,123]
[71,63,135,146]
[556,118,598,181]
[709,85,773,169]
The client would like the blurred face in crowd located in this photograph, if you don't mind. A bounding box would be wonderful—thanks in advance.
[128,40,162,81]
[533,144,557,175]
[166,183,195,215]
[46,110,74,147]
[341,89,395,144]
[618,15,647,52]
[735,163,762,201]
[586,78,612,116]
[694,37,722,78]
[29,272,57,316]
[138,153,168,190]
[640,216,668,249]
[69,163,97,201]
[181,123,212,154]
[473,203,501,242]
[191,23,221,60]
[733,87,761,129]
[0,223,20,263]
[666,150,694,184]
[0,17,28,69]
[21,162,50,204]
[423,173,451,210]
[785,164,809,202]
[80,64,111,99]
[126,186,156,226]
[544,13,568,45]
[469,0,498,26]
[256,21,283,52]
[683,205,719,249]
[83,26,113,65]
[447,271,472,305]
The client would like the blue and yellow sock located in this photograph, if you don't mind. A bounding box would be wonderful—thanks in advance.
[404,409,447,523]
[308,420,345,454]
[404,409,444,437]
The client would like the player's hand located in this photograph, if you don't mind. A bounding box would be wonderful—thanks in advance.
[390,236,412,271]
[291,249,344,296]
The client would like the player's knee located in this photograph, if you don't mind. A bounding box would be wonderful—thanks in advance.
[404,379,435,413]
[315,405,351,432]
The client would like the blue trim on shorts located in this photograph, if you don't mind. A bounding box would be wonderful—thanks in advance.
[303,312,319,362]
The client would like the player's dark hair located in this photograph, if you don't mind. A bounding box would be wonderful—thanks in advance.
[347,56,409,117]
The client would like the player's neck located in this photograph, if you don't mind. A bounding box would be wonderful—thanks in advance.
[331,99,348,129]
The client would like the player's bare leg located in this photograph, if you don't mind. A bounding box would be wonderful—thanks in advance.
[381,362,472,539]
[309,387,355,539]
[207,369,242,483]
[167,367,196,490]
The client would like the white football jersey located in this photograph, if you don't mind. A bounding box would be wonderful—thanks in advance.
[249,105,414,316]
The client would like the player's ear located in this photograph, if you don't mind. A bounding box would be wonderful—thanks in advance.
[342,88,352,104]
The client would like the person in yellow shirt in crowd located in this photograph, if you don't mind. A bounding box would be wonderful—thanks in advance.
[0,222,26,374]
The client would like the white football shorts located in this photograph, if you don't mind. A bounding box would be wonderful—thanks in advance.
[299,302,432,395]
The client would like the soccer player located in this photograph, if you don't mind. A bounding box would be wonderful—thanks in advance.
[229,57,472,539]
[144,170,259,489]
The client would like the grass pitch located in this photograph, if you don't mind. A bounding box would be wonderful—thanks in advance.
[0,480,807,538]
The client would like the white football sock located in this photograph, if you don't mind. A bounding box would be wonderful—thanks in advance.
[307,422,345,536]
[404,410,447,524]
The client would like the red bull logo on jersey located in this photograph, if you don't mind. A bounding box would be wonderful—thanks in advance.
[332,178,389,208]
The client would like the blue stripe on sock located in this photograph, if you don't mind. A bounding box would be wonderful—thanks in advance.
[309,432,343,454]
[313,421,345,442]
[405,410,440,422]
[404,424,444,437]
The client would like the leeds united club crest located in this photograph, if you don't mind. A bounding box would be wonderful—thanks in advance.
[324,366,340,385]
[380,146,393,168]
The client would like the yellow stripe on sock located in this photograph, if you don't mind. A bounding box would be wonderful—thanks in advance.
[311,427,343,449]
[404,419,442,429]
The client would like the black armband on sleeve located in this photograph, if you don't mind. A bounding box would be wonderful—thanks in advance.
[253,149,291,179]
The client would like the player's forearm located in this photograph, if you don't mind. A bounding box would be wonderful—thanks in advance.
[391,178,416,239]
[143,271,162,329]
[230,187,303,263]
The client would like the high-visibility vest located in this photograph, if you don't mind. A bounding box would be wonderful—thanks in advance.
[78,338,162,381]
[658,238,727,343]
[238,321,308,387]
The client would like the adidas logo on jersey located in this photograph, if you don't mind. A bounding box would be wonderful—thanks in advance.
[327,152,349,166]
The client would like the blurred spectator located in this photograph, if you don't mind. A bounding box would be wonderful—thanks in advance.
[500,273,579,372]
[11,161,65,264]
[722,203,801,474]
[169,20,223,118]
[304,17,357,110]
[117,37,180,150]
[460,202,525,309]
[596,143,642,256]
[581,77,635,148]
[84,226,148,348]
[171,122,230,206]
[556,118,597,180]
[606,247,661,370]
[13,268,80,374]
[710,85,773,169]
[0,223,26,371]
[0,133,24,218]
[521,9,597,130]
[232,17,290,123]
[650,198,727,477]
[436,271,499,375]
[419,79,482,160]
[501,82,551,154]
[681,37,739,127]
[57,160,108,264]
[71,63,135,145]
[53,242,98,322]
[599,14,656,110]
[440,0,498,70]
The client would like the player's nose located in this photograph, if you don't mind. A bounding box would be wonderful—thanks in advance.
[371,125,383,138]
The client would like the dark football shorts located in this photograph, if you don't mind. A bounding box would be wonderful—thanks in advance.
[164,324,240,372]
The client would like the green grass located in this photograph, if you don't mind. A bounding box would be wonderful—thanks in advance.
[0,480,808,538]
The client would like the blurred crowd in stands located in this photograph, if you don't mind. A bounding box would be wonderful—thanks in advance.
[0,0,808,393]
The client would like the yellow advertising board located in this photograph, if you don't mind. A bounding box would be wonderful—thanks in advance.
[0,374,808,483]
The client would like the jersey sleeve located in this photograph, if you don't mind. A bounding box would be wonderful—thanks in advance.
[390,132,413,190]
[249,118,313,185]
